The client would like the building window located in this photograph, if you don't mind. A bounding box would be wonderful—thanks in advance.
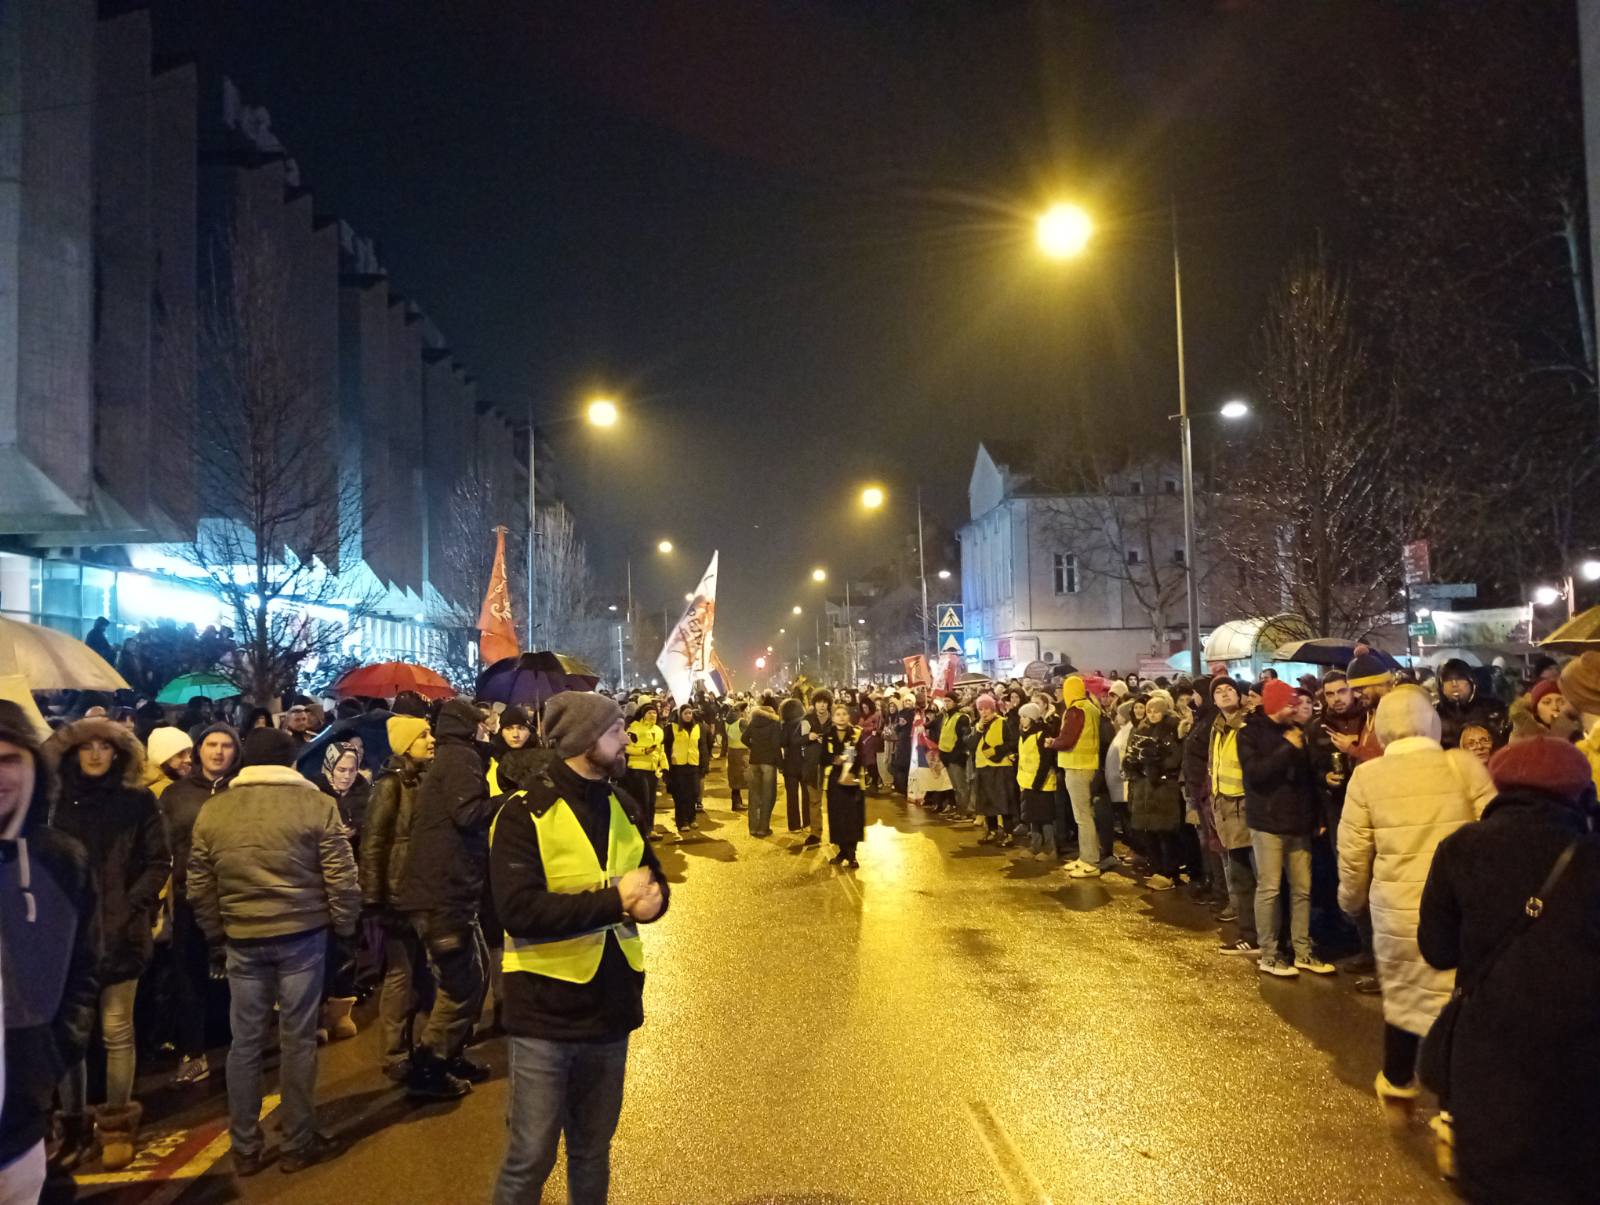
[1164,479,1178,494]
[1053,552,1079,595]
[1126,548,1142,566]
[1172,547,1186,565]
[1127,479,1143,495]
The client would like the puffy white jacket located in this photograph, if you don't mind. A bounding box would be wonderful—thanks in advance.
[1337,736,1496,1034]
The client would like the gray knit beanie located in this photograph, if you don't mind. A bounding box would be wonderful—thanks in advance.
[544,691,623,758]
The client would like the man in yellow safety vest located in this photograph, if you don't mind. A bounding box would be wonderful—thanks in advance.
[489,691,669,1205]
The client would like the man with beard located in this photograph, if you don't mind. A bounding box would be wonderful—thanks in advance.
[489,692,668,1205]
[1307,671,1376,984]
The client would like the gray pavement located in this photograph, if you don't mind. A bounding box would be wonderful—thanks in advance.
[73,766,1455,1204]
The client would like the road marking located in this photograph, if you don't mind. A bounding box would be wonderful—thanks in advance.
[836,870,863,907]
[74,1093,279,1197]
[965,1099,1052,1205]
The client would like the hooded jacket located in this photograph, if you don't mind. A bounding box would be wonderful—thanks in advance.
[1237,711,1317,836]
[0,707,100,1168]
[187,763,360,942]
[778,698,808,777]
[46,718,170,983]
[742,705,782,766]
[396,699,493,924]
[1435,664,1510,750]
[157,721,240,896]
[360,753,428,909]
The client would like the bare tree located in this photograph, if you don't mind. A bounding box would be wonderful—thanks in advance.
[440,475,527,624]
[529,503,611,671]
[178,203,377,704]
[1216,250,1425,638]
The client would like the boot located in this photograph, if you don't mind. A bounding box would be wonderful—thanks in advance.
[1429,1112,1456,1180]
[323,996,359,1041]
[405,1049,471,1101]
[49,1112,95,1172]
[1374,1071,1418,1132]
[95,1102,143,1171]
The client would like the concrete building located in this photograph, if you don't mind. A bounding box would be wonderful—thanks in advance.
[959,442,1223,677]
[0,0,528,670]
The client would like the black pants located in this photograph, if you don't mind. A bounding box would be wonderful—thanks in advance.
[667,766,700,829]
[170,899,212,1058]
[783,772,805,830]
[1140,829,1181,878]
[625,768,657,816]
[1384,1022,1421,1087]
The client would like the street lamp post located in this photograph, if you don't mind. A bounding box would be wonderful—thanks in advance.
[1171,204,1204,681]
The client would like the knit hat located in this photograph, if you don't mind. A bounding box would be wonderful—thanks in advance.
[1210,676,1240,700]
[240,727,297,768]
[1107,679,1130,699]
[1529,679,1564,711]
[1438,658,1475,684]
[976,693,997,713]
[499,704,531,731]
[1019,702,1044,724]
[146,726,193,769]
[0,699,53,831]
[1488,736,1595,805]
[1558,652,1600,716]
[1346,649,1400,689]
[387,714,430,758]
[1261,678,1296,717]
[544,691,623,758]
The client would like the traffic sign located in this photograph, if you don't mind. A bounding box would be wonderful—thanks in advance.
[1408,619,1437,640]
[936,603,964,631]
[939,632,963,655]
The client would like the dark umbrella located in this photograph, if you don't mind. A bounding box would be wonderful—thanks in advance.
[475,651,601,708]
[295,710,395,777]
[1273,638,1364,667]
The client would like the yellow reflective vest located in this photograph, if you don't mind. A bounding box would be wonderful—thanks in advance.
[626,721,666,773]
[1016,728,1058,793]
[668,722,701,767]
[1059,699,1102,771]
[1209,720,1245,798]
[938,713,962,754]
[975,716,1013,768]
[494,790,646,984]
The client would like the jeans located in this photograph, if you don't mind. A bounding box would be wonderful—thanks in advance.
[1029,823,1057,857]
[60,978,138,1113]
[804,782,825,836]
[412,916,489,1062]
[747,763,778,835]
[378,916,430,1074]
[1062,769,1098,865]
[225,928,327,1158]
[493,1035,629,1205]
[946,759,971,812]
[1252,830,1313,961]
[1223,847,1258,944]
[171,900,211,1059]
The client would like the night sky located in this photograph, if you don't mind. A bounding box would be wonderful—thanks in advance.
[153,0,1383,671]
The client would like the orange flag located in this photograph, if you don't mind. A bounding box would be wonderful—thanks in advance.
[477,525,519,665]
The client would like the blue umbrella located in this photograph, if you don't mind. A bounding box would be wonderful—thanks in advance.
[475,652,600,708]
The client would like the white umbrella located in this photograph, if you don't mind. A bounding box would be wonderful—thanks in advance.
[0,616,129,691]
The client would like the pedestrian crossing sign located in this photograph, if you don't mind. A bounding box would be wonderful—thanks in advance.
[939,632,963,654]
[936,604,963,631]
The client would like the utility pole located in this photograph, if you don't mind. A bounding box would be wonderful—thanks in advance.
[524,406,537,650]
[917,484,930,655]
[1172,203,1203,680]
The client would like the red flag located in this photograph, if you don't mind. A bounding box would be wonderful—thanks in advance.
[477,526,519,665]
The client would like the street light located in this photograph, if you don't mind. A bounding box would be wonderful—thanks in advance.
[657,539,673,554]
[586,397,619,427]
[1582,559,1600,583]
[937,569,951,580]
[1035,202,1094,259]
[861,485,885,510]
[607,604,618,612]
[792,605,802,615]
[1219,398,1250,420]
[1534,585,1563,607]
[812,567,827,583]
[755,656,767,670]
[684,592,694,602]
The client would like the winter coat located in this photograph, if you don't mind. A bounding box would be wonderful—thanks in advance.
[1336,736,1495,1034]
[1129,716,1184,833]
[1,775,100,1168]
[316,772,371,839]
[801,707,833,782]
[1306,710,1364,830]
[157,721,240,896]
[779,699,807,778]
[822,725,867,847]
[395,699,494,925]
[1436,690,1510,750]
[358,754,426,908]
[743,707,783,767]
[46,719,171,983]
[1419,791,1600,1204]
[187,764,361,942]
[1237,713,1316,837]
[1106,722,1132,805]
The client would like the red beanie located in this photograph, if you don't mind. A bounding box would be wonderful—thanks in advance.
[1261,678,1296,718]
[1488,736,1594,804]
[1529,679,1563,710]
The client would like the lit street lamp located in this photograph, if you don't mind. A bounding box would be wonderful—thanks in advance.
[937,569,951,580]
[792,605,802,615]
[586,397,619,427]
[1035,202,1094,259]
[861,485,885,510]
[657,539,673,554]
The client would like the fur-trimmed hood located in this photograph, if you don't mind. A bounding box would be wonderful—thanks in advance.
[45,717,148,787]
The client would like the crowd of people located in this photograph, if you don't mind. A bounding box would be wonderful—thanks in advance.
[3,643,1599,1203]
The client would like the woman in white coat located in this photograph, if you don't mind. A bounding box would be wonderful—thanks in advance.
[1337,684,1496,1129]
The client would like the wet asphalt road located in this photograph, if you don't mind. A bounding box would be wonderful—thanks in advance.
[76,763,1455,1204]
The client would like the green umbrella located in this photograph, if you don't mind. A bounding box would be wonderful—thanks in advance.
[155,671,240,705]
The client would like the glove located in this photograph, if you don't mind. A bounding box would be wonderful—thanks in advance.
[208,945,228,981]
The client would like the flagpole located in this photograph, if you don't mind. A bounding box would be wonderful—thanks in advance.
[525,408,536,649]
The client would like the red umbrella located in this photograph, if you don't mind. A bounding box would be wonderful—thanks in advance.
[333,661,455,701]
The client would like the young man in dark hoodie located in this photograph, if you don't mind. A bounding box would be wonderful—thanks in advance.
[489,691,668,1205]
[0,702,99,1195]
[395,698,494,1100]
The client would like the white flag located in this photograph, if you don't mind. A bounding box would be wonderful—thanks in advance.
[656,551,721,701]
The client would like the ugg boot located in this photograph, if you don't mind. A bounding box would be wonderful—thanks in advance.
[95,1102,142,1171]
[1374,1071,1419,1132]
[324,996,358,1041]
[1429,1112,1456,1180]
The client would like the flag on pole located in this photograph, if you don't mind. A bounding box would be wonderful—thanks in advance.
[657,551,720,701]
[477,525,519,665]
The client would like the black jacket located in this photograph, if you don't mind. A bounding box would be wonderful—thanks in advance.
[159,723,239,897]
[490,760,669,1042]
[890,709,915,771]
[1435,690,1510,751]
[1237,712,1316,836]
[1,808,100,1166]
[742,707,782,766]
[358,754,426,909]
[396,700,493,924]
[779,699,807,778]
[1419,791,1600,1204]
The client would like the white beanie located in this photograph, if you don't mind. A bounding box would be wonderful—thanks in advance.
[146,725,193,769]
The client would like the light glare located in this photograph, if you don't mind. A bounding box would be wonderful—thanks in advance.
[1036,203,1093,259]
[586,397,619,427]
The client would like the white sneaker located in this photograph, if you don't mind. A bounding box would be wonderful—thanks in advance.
[1067,861,1102,879]
[173,1054,210,1086]
[1294,955,1338,976]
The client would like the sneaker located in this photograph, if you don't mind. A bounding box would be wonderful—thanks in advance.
[1354,975,1383,995]
[172,1054,210,1086]
[1340,951,1377,974]
[1218,938,1261,957]
[802,835,821,847]
[446,1054,491,1083]
[1216,905,1238,923]
[829,851,847,865]
[1146,874,1175,892]
[232,1148,265,1178]
[1097,855,1121,872]
[280,1132,341,1174]
[845,858,859,869]
[976,832,995,845]
[1067,861,1102,879]
[1294,956,1338,976]
[405,1057,472,1101]
[1259,958,1300,978]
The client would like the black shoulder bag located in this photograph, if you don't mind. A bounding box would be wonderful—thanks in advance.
[1418,838,1579,1098]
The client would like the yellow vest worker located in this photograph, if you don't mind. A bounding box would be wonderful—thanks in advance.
[975,714,1014,768]
[1056,675,1103,771]
[487,691,668,1202]
[626,719,666,774]
[1016,728,1059,793]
